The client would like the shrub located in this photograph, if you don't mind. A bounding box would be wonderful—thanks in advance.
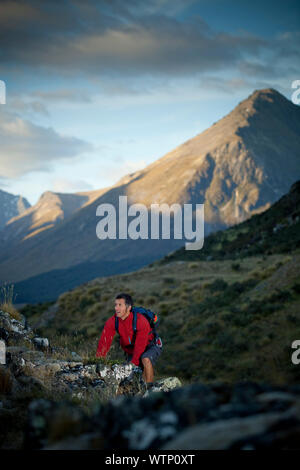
[206,278,228,292]
[145,296,156,306]
[231,262,241,271]
[292,282,300,295]
[158,302,171,315]
[163,277,175,285]
[162,288,172,296]
[267,289,291,303]
[79,294,95,311]
[86,302,102,318]
[188,262,198,269]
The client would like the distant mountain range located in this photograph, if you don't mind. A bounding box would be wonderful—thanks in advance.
[0,189,30,230]
[0,188,108,243]
[1,87,300,303]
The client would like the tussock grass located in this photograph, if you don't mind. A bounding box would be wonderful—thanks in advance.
[0,283,21,321]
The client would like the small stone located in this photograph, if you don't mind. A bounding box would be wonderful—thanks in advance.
[71,352,82,361]
[33,337,49,350]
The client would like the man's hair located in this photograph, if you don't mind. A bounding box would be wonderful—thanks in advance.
[115,293,133,310]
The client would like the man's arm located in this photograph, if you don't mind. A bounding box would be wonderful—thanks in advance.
[131,315,151,366]
[96,316,116,358]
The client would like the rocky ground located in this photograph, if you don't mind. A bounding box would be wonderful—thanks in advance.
[0,309,300,450]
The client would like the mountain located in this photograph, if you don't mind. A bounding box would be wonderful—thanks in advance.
[0,188,108,244]
[117,88,300,225]
[0,189,31,230]
[1,87,300,302]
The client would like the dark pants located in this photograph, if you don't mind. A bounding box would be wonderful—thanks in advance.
[126,342,162,369]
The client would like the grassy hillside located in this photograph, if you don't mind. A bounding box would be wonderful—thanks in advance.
[21,251,300,385]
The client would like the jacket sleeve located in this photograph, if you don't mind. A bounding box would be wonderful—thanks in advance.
[131,315,151,366]
[96,316,116,357]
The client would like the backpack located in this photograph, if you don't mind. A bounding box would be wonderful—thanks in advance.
[115,306,160,347]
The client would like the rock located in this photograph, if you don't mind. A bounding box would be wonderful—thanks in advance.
[17,375,45,394]
[68,362,83,369]
[25,399,89,449]
[153,377,182,393]
[111,363,135,381]
[21,350,46,363]
[160,411,286,449]
[23,382,300,450]
[71,352,82,361]
[0,311,34,344]
[96,363,111,378]
[32,362,62,379]
[59,372,78,383]
[33,337,49,351]
[0,328,9,342]
[44,432,105,450]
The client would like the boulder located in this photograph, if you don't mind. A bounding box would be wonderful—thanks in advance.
[33,337,49,351]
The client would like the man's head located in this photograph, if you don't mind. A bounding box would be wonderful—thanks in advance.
[115,293,133,320]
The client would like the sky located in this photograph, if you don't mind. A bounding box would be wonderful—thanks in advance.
[0,0,299,205]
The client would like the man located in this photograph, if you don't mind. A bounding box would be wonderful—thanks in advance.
[96,293,162,385]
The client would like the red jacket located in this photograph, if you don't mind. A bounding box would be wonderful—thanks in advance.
[96,311,154,366]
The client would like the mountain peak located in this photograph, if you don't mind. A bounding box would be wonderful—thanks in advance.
[0,189,31,230]
[38,191,57,202]
[239,87,295,112]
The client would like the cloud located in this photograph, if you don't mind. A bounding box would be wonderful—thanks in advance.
[98,158,148,185]
[0,0,280,81]
[0,109,93,178]
[199,76,253,94]
[51,177,95,193]
[0,0,298,102]
[31,89,92,103]
[9,96,49,116]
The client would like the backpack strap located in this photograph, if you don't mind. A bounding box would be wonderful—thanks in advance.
[132,308,138,333]
[115,315,119,334]
[132,308,158,345]
[132,309,138,345]
[115,312,136,346]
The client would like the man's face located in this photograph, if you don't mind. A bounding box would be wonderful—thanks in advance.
[115,298,131,319]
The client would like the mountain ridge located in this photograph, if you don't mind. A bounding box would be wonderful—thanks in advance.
[0,189,31,230]
[1,87,300,301]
